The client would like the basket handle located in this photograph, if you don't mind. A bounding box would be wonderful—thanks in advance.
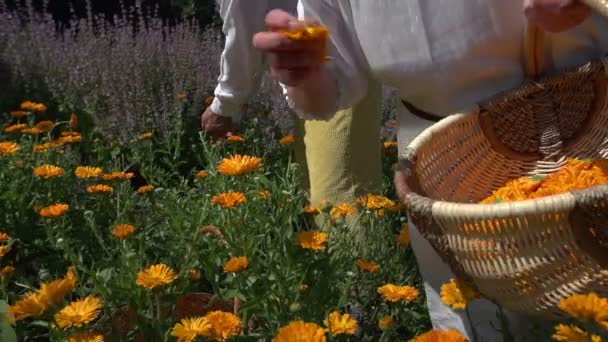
[524,0,608,78]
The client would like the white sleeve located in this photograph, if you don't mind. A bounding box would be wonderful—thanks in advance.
[211,0,270,122]
[286,0,370,119]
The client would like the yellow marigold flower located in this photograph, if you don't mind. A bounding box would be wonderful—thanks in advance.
[58,134,82,144]
[196,170,209,179]
[411,329,469,342]
[172,316,212,342]
[223,256,249,273]
[33,141,63,153]
[356,194,399,211]
[189,270,201,281]
[137,185,155,193]
[112,224,136,239]
[227,135,245,143]
[40,203,69,218]
[441,278,480,310]
[0,245,11,257]
[139,132,153,140]
[330,203,358,218]
[211,192,247,208]
[202,311,243,341]
[205,96,215,106]
[559,292,608,329]
[10,110,27,118]
[75,166,103,179]
[176,93,188,100]
[20,101,47,112]
[68,331,104,342]
[399,225,411,246]
[9,292,47,322]
[0,232,10,242]
[304,206,320,215]
[103,171,134,180]
[296,231,329,251]
[21,127,43,134]
[552,324,602,342]
[324,311,358,336]
[55,296,103,330]
[4,123,26,133]
[257,190,271,199]
[34,120,55,132]
[0,141,20,156]
[275,321,327,342]
[217,154,262,176]
[378,316,395,330]
[34,164,65,179]
[87,184,113,193]
[377,284,420,303]
[279,135,296,145]
[356,259,380,273]
[136,264,178,289]
[70,113,79,130]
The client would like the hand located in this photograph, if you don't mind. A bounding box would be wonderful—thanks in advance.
[253,9,327,86]
[524,0,591,32]
[200,107,235,140]
[393,163,413,205]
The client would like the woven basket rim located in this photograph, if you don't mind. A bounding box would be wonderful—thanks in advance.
[401,57,608,216]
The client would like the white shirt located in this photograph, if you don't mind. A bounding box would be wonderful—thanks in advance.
[295,0,608,119]
[212,0,298,122]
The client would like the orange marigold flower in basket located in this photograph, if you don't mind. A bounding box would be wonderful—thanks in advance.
[139,131,153,140]
[227,135,245,143]
[136,264,177,289]
[296,231,329,251]
[172,316,212,342]
[4,123,26,133]
[223,256,249,273]
[279,135,296,145]
[10,110,27,118]
[552,324,602,342]
[202,310,243,341]
[196,170,209,179]
[378,316,395,330]
[440,278,480,310]
[87,184,113,193]
[324,311,358,336]
[330,203,358,218]
[559,292,608,329]
[54,296,103,329]
[40,203,69,218]
[75,166,103,179]
[103,171,134,181]
[377,283,420,303]
[20,101,47,112]
[68,331,104,342]
[356,259,380,273]
[112,224,137,239]
[211,192,247,208]
[137,185,155,193]
[275,321,327,342]
[411,329,469,342]
[217,154,262,176]
[0,141,20,156]
[34,164,65,179]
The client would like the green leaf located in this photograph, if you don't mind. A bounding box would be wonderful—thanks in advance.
[0,301,16,342]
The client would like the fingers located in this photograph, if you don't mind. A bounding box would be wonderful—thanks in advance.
[393,166,413,204]
[524,0,591,32]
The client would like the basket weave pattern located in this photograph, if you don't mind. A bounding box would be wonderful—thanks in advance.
[403,57,608,317]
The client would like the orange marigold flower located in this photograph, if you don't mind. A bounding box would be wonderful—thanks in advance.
[196,170,209,179]
[324,311,358,336]
[330,203,358,218]
[34,164,65,179]
[378,316,395,330]
[176,93,187,100]
[54,296,103,329]
[552,324,602,342]
[58,134,82,144]
[202,311,243,341]
[0,141,20,156]
[33,141,63,153]
[296,231,329,251]
[411,329,469,342]
[0,245,11,257]
[257,190,271,200]
[86,184,113,193]
[217,154,262,176]
[70,113,79,130]
[275,321,326,342]
[40,203,69,218]
[140,132,153,140]
[1,265,16,282]
[356,259,380,273]
[559,292,608,329]
[34,120,55,132]
[10,110,27,118]
[356,194,398,211]
[21,127,43,135]
[68,331,104,342]
[172,316,211,342]
[0,233,10,242]
[137,185,155,193]
[112,224,136,239]
[377,284,420,303]
[9,292,47,322]
[189,270,201,281]
[205,96,215,106]
[75,166,103,179]
[103,171,134,180]
[399,225,411,246]
[304,206,320,215]
[136,264,178,289]
[4,123,26,133]
[20,101,47,112]
[211,192,247,208]
[279,135,296,145]
[223,256,249,273]
[383,141,398,150]
[440,278,480,310]
[227,135,245,143]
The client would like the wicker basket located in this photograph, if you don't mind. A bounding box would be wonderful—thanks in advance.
[400,1,608,318]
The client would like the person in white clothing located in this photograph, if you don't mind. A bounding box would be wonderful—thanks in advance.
[254,0,608,339]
